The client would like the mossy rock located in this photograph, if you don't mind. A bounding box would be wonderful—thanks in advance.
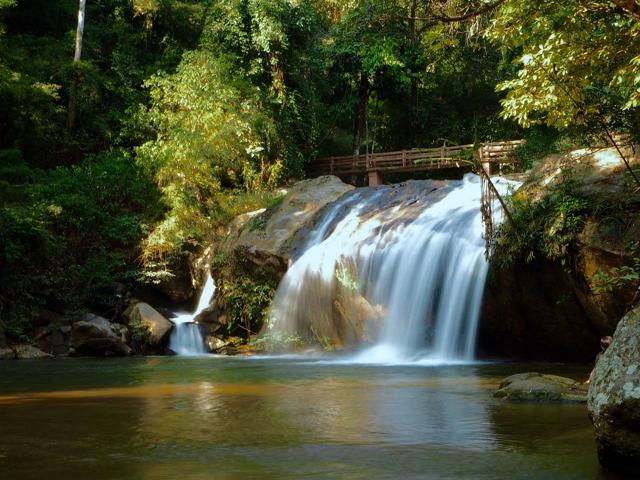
[495,372,588,403]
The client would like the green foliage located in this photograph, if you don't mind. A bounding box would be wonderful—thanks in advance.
[335,262,358,291]
[487,0,640,135]
[249,317,305,353]
[493,171,592,266]
[127,315,153,352]
[211,250,279,337]
[247,192,287,231]
[0,151,162,340]
[136,0,321,265]
[510,127,590,170]
[593,242,640,294]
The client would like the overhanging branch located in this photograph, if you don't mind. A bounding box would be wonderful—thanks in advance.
[408,0,508,23]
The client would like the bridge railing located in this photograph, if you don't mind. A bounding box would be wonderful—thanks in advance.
[310,140,525,176]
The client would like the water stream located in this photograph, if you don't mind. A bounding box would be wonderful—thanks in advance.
[270,174,518,363]
[168,273,214,355]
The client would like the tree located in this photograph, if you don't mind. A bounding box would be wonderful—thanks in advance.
[67,0,86,131]
[486,0,640,185]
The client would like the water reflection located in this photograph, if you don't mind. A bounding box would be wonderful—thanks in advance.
[0,358,607,479]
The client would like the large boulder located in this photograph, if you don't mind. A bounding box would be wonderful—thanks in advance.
[70,314,131,357]
[194,302,226,336]
[495,372,588,403]
[221,176,355,276]
[124,302,173,348]
[480,147,640,361]
[33,326,69,355]
[588,305,640,474]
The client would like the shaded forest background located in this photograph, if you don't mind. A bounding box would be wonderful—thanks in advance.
[1,0,639,341]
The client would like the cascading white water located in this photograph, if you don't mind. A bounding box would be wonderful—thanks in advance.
[269,174,518,364]
[169,273,215,356]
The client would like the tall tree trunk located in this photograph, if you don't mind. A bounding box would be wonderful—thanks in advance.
[352,72,370,162]
[73,0,86,62]
[409,0,419,147]
[67,0,86,132]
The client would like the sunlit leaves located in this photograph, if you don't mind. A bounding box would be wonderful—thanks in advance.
[487,0,640,129]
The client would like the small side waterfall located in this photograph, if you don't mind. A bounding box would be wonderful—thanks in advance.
[169,273,215,356]
[269,174,517,364]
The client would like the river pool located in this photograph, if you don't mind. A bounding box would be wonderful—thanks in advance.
[0,357,613,479]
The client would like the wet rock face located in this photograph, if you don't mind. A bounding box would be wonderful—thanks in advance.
[588,306,640,474]
[221,175,355,275]
[479,260,601,362]
[480,148,640,362]
[155,251,201,303]
[495,372,588,403]
[70,314,131,357]
[123,302,173,348]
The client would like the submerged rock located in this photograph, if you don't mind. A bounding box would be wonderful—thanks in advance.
[495,372,588,403]
[70,314,131,357]
[124,302,173,348]
[588,305,640,474]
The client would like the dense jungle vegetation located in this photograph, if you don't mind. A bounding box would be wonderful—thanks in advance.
[1,0,640,341]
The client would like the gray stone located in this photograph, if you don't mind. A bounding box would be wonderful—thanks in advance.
[495,372,588,403]
[13,344,52,359]
[588,306,640,474]
[124,302,173,347]
[70,313,131,357]
[0,347,16,360]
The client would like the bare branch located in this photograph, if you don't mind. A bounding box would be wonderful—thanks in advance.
[409,0,508,24]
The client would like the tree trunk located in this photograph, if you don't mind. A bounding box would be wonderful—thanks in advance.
[352,72,370,162]
[409,0,419,146]
[67,0,86,132]
[74,0,86,62]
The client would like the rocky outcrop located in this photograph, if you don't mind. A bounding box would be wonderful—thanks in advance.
[495,372,588,402]
[194,303,226,336]
[210,176,355,339]
[124,302,173,348]
[154,247,207,303]
[220,176,355,276]
[480,147,640,361]
[13,344,52,359]
[0,347,16,359]
[0,344,53,359]
[70,314,131,357]
[588,305,640,474]
[33,326,69,355]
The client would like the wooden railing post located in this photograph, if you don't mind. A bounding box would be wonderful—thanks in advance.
[313,139,525,177]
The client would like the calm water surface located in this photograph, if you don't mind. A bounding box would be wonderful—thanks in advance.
[0,357,611,479]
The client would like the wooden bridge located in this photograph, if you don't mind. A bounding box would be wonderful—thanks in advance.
[309,140,525,185]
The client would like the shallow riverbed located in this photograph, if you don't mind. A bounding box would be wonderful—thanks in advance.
[0,357,611,479]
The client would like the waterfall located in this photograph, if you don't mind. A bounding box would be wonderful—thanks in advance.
[269,174,517,364]
[169,273,215,356]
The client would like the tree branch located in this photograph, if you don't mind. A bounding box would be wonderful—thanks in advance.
[409,0,508,23]
[609,0,640,20]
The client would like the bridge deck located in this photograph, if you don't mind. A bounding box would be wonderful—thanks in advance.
[309,140,525,177]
